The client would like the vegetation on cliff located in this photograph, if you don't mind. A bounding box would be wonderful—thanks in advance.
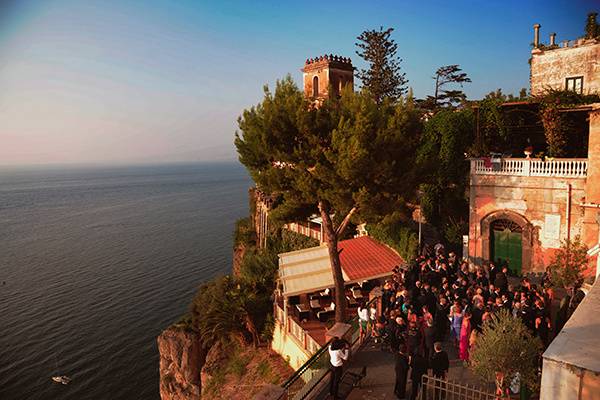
[176,226,316,398]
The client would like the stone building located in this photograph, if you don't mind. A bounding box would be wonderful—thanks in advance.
[530,19,600,96]
[467,19,600,275]
[301,54,354,100]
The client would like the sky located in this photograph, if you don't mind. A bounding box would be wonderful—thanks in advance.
[0,0,596,166]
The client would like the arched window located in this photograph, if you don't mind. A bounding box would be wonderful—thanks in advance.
[312,76,319,98]
[338,77,344,93]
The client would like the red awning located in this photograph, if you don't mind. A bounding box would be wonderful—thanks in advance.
[339,236,403,282]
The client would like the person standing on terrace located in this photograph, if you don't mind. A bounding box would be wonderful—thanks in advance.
[357,301,370,344]
[328,336,349,399]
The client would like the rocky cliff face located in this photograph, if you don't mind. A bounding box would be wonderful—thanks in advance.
[158,326,208,400]
[232,243,247,277]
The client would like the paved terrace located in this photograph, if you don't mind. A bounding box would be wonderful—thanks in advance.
[340,338,495,400]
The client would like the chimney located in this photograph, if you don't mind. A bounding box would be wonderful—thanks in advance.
[533,24,541,48]
[550,33,556,46]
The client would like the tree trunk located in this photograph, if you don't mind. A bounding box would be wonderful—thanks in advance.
[319,201,347,323]
[244,314,260,348]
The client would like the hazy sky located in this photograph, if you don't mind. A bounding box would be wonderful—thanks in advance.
[0,0,595,166]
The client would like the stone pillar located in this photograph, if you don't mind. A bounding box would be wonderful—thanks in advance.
[533,24,541,48]
[583,107,600,276]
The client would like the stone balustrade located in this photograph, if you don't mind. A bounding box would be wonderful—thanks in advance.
[472,158,588,178]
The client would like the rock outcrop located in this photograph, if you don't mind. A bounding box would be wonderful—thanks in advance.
[158,325,208,400]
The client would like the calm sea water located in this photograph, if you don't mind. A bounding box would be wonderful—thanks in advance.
[0,163,251,400]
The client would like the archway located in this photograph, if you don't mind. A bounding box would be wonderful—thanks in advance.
[312,76,319,98]
[481,210,533,274]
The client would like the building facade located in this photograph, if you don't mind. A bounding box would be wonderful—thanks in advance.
[530,21,600,96]
[468,20,600,274]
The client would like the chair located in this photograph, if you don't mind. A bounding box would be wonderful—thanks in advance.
[352,286,364,299]
[309,296,321,310]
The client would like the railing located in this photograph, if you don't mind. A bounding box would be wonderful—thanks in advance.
[417,375,496,400]
[472,158,587,178]
[277,296,379,400]
[275,303,286,324]
[289,317,307,345]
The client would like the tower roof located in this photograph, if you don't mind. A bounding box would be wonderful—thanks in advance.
[302,54,353,72]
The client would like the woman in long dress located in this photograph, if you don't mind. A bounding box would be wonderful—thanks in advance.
[459,312,472,361]
[450,302,463,347]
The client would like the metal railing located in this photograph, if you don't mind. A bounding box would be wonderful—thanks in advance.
[417,375,496,400]
[471,158,587,178]
[277,296,379,400]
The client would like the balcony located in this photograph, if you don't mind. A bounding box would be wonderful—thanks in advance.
[471,158,588,178]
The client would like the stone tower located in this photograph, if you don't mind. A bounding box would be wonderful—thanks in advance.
[301,54,354,100]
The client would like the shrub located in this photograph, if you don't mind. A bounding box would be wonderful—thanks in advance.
[547,236,589,290]
[470,309,542,398]
[256,360,271,379]
[234,217,256,246]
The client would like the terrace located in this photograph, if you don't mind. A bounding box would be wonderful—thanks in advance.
[271,236,403,361]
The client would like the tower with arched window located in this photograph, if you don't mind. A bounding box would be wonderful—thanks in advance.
[301,54,354,101]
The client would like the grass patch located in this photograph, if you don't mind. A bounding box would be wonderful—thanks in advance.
[228,351,250,378]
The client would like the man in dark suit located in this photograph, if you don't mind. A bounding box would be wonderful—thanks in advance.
[395,344,410,399]
[494,266,509,293]
[429,342,449,399]
[409,351,428,400]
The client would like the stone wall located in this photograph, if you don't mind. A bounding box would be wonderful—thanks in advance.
[468,173,587,272]
[530,40,600,95]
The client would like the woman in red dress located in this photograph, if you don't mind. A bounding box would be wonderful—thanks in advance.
[459,311,472,361]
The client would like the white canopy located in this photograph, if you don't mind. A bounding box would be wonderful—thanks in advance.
[278,244,349,297]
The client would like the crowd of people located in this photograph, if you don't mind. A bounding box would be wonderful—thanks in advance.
[357,249,558,399]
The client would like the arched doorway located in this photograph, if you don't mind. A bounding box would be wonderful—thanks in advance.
[480,210,533,274]
[312,76,319,98]
[490,219,523,274]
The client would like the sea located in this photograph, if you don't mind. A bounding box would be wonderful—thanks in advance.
[0,162,251,400]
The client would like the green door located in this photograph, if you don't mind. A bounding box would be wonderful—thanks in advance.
[491,228,522,275]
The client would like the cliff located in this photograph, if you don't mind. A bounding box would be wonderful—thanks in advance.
[158,325,208,400]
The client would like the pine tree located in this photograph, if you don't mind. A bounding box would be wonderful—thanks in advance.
[355,27,408,104]
[235,77,421,322]
[424,65,471,110]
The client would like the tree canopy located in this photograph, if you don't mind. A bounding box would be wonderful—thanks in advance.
[235,77,422,320]
[416,108,474,247]
[355,27,408,104]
